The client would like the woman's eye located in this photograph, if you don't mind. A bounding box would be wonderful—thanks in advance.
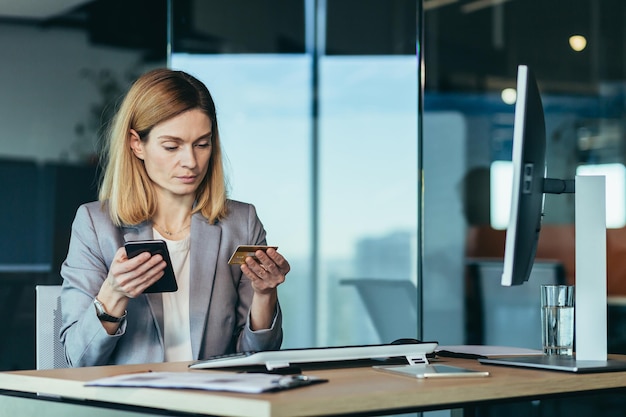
[196,142,211,148]
[163,145,178,151]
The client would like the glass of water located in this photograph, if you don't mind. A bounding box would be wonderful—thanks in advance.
[541,285,575,356]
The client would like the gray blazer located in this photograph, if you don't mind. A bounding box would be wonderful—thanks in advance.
[60,199,283,367]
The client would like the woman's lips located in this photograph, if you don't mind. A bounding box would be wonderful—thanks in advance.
[177,176,197,184]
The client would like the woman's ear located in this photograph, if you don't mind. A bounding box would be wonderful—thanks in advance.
[129,129,144,160]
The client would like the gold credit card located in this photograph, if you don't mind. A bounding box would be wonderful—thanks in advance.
[228,245,278,265]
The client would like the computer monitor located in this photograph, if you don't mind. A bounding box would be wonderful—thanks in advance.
[482,66,624,372]
[501,65,574,286]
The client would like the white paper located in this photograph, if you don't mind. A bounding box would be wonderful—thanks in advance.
[85,371,325,394]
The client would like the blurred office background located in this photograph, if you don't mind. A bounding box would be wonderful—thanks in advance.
[2,1,626,394]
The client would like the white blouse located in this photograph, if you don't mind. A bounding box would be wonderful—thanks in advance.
[154,229,193,361]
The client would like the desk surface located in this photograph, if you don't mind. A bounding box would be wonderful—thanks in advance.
[2,357,626,417]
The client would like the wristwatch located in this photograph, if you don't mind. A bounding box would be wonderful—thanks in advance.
[93,298,127,323]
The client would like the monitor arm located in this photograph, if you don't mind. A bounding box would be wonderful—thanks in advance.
[543,178,575,194]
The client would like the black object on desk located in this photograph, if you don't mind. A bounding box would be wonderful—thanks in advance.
[436,350,487,360]
[479,355,626,373]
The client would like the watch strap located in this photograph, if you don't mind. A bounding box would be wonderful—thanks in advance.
[93,298,127,323]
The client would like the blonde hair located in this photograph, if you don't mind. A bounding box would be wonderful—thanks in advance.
[99,68,228,226]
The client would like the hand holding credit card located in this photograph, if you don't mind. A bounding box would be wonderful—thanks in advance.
[228,245,278,265]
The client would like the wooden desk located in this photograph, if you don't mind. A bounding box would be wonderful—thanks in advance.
[2,357,626,417]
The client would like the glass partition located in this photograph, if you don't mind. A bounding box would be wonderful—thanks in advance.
[423,0,626,353]
[170,0,421,348]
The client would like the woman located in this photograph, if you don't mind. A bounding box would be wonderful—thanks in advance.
[60,68,289,367]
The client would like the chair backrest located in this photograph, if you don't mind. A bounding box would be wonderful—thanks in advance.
[467,259,565,350]
[341,279,418,344]
[35,285,69,369]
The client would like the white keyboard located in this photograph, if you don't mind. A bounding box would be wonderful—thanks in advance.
[189,342,438,371]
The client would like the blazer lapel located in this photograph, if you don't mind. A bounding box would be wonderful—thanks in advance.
[189,214,221,359]
[123,222,166,345]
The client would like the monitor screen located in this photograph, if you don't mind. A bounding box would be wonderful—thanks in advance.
[501,65,547,286]
[501,65,574,286]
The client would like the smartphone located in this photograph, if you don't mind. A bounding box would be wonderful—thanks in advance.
[124,240,178,293]
[375,364,490,379]
[228,245,278,265]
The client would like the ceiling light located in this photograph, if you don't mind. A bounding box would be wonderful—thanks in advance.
[501,88,516,105]
[424,0,458,11]
[569,35,587,52]
[461,0,512,13]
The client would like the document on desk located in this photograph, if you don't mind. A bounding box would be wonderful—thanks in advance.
[85,371,327,394]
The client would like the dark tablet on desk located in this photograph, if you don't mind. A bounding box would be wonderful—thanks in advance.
[479,355,626,373]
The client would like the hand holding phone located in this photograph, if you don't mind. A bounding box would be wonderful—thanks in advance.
[124,240,178,293]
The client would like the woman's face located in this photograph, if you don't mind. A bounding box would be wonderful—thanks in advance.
[130,109,213,201]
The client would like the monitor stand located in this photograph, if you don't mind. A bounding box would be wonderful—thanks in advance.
[480,176,626,373]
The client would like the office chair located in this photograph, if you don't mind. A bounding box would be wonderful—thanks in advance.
[466,259,565,350]
[35,285,69,369]
[340,279,418,344]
